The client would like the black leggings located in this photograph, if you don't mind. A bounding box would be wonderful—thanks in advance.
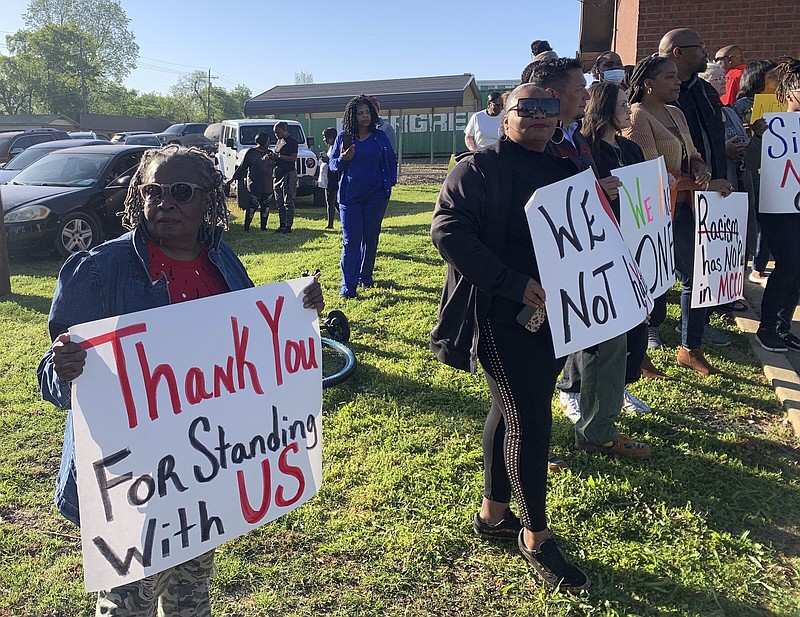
[478,318,564,531]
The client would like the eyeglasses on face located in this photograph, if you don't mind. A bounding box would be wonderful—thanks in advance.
[678,43,706,50]
[714,54,732,62]
[508,98,561,118]
[139,182,206,205]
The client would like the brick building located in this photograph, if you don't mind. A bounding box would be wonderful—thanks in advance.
[578,0,800,72]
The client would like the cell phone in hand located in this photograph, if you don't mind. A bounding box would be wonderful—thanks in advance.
[341,134,353,150]
[516,305,547,333]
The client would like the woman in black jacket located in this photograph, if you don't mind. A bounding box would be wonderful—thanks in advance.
[431,84,589,592]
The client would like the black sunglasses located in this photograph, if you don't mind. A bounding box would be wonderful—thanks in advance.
[139,182,206,205]
[508,98,561,118]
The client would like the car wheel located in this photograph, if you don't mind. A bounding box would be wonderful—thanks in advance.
[56,210,102,258]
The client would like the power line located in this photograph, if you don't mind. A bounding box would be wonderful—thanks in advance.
[138,55,209,71]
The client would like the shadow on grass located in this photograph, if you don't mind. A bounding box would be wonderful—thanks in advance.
[584,563,787,616]
[2,292,53,315]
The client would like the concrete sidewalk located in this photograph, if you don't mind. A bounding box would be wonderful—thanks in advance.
[734,267,800,438]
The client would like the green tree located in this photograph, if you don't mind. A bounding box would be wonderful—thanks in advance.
[4,23,101,118]
[0,54,33,115]
[23,0,138,80]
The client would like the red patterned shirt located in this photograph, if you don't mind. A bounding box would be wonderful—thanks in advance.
[147,240,229,304]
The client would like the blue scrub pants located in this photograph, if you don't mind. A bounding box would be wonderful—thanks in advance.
[339,196,388,297]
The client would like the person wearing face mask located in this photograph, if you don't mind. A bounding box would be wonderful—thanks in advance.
[592,51,626,86]
[465,91,505,151]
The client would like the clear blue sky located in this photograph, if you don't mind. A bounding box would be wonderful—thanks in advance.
[1,0,582,96]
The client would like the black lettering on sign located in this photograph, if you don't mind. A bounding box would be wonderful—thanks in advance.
[559,261,619,344]
[92,517,156,575]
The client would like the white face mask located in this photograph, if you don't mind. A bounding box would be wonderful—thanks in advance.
[602,69,626,84]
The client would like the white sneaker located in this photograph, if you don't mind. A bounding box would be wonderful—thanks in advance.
[622,388,651,414]
[559,391,581,424]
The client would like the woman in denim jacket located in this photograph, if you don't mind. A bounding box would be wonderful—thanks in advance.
[37,145,323,615]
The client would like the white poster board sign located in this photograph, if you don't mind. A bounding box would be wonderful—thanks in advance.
[69,278,322,591]
[525,168,652,357]
[760,112,800,214]
[691,192,748,308]
[615,156,676,298]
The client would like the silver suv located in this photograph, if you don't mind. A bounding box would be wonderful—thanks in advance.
[156,123,213,149]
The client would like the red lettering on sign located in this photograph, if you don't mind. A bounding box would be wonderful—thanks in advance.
[80,324,147,429]
[237,459,272,524]
[256,296,285,386]
[276,443,305,508]
[781,159,800,189]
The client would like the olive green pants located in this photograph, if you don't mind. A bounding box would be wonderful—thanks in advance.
[574,333,627,447]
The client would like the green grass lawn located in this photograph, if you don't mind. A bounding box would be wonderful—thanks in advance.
[1,186,799,616]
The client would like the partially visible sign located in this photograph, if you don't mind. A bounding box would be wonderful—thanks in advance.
[760,112,800,213]
[615,156,675,298]
[691,192,748,308]
[750,94,786,124]
[70,278,322,591]
[525,168,652,357]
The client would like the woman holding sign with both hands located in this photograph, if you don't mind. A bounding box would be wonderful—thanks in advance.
[37,145,324,615]
[625,55,733,376]
[431,84,590,592]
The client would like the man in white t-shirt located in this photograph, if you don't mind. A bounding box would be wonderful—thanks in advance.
[464,91,504,150]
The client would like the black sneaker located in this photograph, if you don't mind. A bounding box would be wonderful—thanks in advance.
[472,511,521,541]
[756,329,788,353]
[781,332,800,351]
[517,530,590,592]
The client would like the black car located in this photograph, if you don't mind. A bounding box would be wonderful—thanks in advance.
[2,144,152,257]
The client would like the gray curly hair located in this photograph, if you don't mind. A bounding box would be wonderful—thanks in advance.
[121,145,229,246]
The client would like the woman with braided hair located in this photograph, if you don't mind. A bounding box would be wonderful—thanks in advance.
[625,54,732,377]
[752,58,800,352]
[329,95,397,298]
[37,145,324,614]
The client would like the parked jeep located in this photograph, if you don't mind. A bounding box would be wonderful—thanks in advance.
[216,119,324,207]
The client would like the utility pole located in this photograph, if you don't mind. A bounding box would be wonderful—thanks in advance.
[79,38,88,114]
[206,69,217,123]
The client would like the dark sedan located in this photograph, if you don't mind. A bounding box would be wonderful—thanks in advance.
[2,144,152,257]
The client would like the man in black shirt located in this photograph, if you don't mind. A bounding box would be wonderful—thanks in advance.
[273,122,298,233]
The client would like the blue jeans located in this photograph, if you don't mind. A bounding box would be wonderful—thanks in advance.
[673,202,707,349]
[339,197,388,296]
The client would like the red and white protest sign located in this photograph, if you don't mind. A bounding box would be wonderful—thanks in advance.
[69,278,322,591]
